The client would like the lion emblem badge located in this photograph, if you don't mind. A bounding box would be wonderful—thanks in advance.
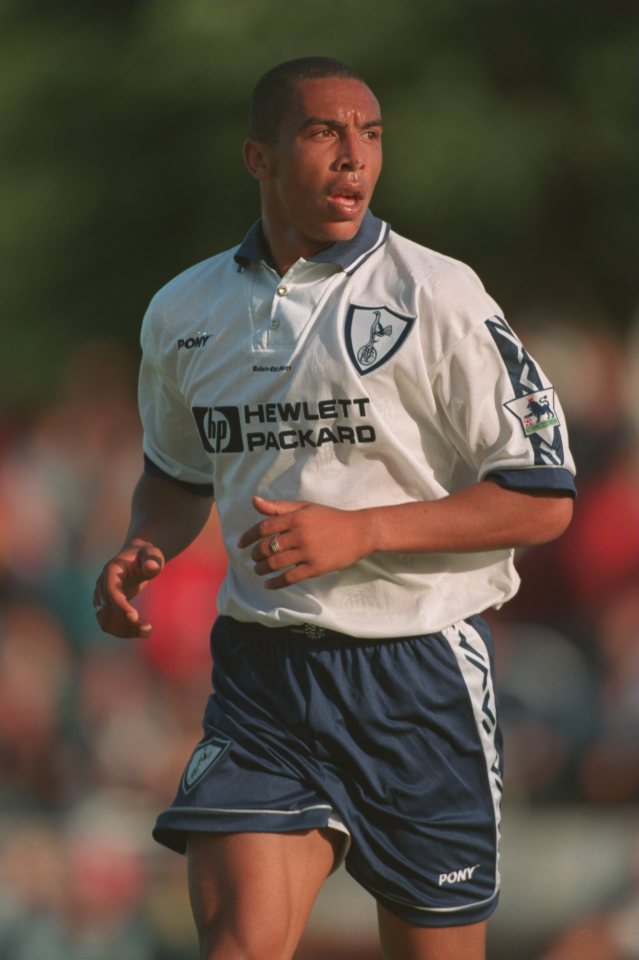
[505,389,560,436]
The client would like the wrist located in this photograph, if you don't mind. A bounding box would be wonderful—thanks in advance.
[358,506,389,555]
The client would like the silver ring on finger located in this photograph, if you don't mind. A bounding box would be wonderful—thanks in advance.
[269,536,281,554]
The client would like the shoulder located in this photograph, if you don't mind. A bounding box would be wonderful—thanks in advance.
[384,229,489,303]
[139,245,241,355]
[147,247,239,317]
[380,229,502,354]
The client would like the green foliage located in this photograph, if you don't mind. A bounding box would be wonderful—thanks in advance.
[0,0,636,407]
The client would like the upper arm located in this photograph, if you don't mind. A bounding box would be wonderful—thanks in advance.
[483,481,574,544]
[128,471,214,559]
[138,300,215,492]
[433,315,577,501]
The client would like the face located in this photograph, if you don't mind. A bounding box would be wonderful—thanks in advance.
[247,77,383,260]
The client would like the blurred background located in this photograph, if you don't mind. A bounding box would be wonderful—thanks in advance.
[0,1,637,958]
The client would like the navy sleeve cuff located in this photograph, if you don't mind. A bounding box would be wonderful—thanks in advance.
[485,467,576,498]
[143,454,214,498]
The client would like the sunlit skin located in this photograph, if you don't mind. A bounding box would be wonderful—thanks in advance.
[243,77,383,275]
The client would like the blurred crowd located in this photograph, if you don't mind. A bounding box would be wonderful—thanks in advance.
[0,314,637,960]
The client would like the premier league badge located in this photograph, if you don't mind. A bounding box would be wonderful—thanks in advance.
[505,388,560,437]
[345,304,415,375]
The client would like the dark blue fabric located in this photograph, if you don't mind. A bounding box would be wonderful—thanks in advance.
[153,615,501,926]
[486,467,576,498]
[233,211,388,273]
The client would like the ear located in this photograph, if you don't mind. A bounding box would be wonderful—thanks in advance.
[243,139,273,181]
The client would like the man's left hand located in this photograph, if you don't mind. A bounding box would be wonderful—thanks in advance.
[237,496,372,588]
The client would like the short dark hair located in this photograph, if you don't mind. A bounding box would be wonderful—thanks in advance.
[248,56,367,143]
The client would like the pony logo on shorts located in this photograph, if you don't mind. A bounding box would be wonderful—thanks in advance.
[182,734,231,794]
[438,863,480,886]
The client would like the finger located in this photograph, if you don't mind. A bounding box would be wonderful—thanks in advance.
[106,552,161,601]
[237,499,309,547]
[99,613,153,639]
[122,613,153,638]
[137,547,164,579]
[254,548,304,576]
[94,592,138,624]
[252,496,308,517]
[237,522,267,549]
[102,577,143,620]
[95,598,153,638]
[98,567,147,625]
[250,533,289,562]
[263,563,312,590]
[237,519,288,549]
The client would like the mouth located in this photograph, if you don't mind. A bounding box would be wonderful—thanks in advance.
[326,185,365,216]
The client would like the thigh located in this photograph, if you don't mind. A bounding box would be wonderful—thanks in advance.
[316,619,502,925]
[187,828,340,960]
[378,904,487,960]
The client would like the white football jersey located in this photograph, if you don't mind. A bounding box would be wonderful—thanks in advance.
[139,213,575,638]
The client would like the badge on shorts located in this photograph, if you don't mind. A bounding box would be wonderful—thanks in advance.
[505,388,560,437]
[182,734,231,794]
[345,304,415,375]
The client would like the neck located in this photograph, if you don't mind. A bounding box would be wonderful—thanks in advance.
[261,220,334,276]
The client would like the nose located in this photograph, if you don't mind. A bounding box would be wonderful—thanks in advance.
[336,131,363,170]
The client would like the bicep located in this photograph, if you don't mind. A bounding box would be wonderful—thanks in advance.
[434,319,577,498]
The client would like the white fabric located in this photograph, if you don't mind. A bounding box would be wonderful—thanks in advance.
[138,223,575,638]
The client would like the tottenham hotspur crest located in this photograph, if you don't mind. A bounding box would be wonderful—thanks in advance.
[181,733,231,794]
[345,304,415,375]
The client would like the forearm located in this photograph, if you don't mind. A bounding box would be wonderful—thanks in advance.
[365,480,574,555]
[123,472,214,560]
[94,473,213,638]
[239,482,574,590]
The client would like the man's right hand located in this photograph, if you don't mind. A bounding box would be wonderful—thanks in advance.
[93,538,165,638]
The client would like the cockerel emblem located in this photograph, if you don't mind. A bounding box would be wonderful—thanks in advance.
[345,304,415,376]
[357,310,393,366]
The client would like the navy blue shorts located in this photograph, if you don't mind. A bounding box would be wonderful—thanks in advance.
[153,615,503,927]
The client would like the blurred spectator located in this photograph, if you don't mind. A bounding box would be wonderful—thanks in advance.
[537,889,639,960]
[489,619,598,802]
[0,596,77,811]
[0,338,143,651]
[0,804,154,960]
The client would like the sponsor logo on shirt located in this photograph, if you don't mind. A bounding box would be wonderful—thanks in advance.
[192,397,375,453]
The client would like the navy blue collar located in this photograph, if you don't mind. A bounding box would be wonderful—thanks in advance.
[234,211,389,275]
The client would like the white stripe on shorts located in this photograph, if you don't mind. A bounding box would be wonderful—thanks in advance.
[441,619,503,895]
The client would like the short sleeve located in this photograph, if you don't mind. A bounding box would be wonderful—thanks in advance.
[138,297,215,492]
[433,314,576,496]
